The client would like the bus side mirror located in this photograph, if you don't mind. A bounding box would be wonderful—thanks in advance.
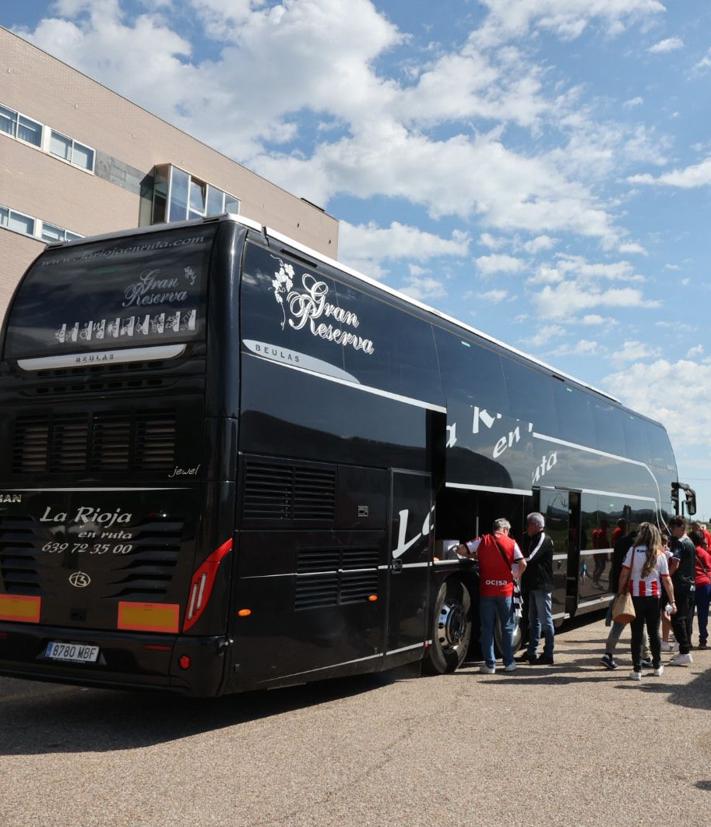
[685,488,697,516]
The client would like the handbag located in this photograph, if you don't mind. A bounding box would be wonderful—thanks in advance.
[493,536,523,620]
[611,591,635,624]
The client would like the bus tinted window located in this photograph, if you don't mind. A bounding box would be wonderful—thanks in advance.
[336,280,442,404]
[502,357,558,433]
[4,226,215,359]
[554,383,595,445]
[241,243,443,403]
[646,422,676,471]
[434,329,508,413]
[622,411,650,462]
[592,400,626,457]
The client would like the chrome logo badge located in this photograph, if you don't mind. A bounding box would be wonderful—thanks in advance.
[68,571,91,588]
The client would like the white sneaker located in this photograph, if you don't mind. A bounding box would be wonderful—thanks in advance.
[669,652,693,666]
[661,641,677,653]
[629,671,642,681]
[504,662,516,673]
[653,665,664,677]
[479,664,496,674]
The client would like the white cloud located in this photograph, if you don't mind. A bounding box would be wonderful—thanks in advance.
[623,96,644,107]
[694,48,711,73]
[524,324,565,348]
[629,157,711,189]
[475,254,526,276]
[473,0,665,47]
[478,289,509,304]
[338,220,469,277]
[581,313,607,325]
[648,36,684,54]
[533,281,659,319]
[606,358,711,453]
[528,253,644,286]
[480,232,507,250]
[523,234,557,253]
[18,0,648,249]
[611,339,661,364]
[550,338,604,356]
[686,344,704,359]
[399,273,447,301]
[617,241,647,255]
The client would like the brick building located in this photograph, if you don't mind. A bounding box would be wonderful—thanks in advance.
[0,27,339,324]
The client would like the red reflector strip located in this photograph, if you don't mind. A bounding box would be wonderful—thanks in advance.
[0,594,41,624]
[117,602,179,634]
[183,538,233,632]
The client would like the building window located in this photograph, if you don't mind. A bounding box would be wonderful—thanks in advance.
[149,164,240,225]
[41,222,83,243]
[49,129,95,172]
[0,104,42,147]
[1,202,82,243]
[1,205,36,236]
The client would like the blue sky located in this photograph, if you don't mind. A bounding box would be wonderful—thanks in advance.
[4,0,711,514]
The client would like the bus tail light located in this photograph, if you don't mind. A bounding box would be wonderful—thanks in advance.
[0,594,41,624]
[183,538,233,632]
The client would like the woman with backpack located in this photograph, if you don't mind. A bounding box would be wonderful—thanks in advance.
[617,522,676,681]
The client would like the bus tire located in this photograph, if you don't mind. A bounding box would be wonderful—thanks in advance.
[423,578,472,675]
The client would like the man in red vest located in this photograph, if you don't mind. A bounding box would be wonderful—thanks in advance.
[459,518,526,674]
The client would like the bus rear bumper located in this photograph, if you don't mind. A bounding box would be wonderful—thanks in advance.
[0,622,229,697]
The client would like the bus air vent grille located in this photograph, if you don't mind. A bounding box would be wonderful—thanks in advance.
[12,411,177,475]
[0,516,41,595]
[339,571,379,604]
[242,460,336,523]
[105,519,183,599]
[294,575,339,610]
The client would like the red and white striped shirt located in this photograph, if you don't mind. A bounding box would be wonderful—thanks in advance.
[622,545,670,597]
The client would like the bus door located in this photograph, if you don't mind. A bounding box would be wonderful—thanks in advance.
[537,488,573,623]
[387,470,432,659]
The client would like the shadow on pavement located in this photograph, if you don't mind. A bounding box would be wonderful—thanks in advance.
[0,669,400,756]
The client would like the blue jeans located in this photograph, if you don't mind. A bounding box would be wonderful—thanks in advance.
[695,583,711,643]
[526,589,555,659]
[480,595,515,668]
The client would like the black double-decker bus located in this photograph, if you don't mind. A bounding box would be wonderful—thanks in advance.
[0,215,692,695]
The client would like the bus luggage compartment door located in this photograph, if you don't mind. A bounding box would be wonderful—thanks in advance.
[387,470,432,661]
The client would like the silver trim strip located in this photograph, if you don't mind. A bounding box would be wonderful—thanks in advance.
[581,488,657,503]
[446,482,533,496]
[433,559,462,566]
[402,562,430,569]
[6,486,190,492]
[266,642,425,682]
[533,432,664,510]
[17,344,186,372]
[551,612,566,620]
[245,351,446,413]
[580,547,613,556]
[577,596,612,609]
[552,554,567,561]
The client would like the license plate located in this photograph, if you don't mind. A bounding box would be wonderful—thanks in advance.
[45,641,100,663]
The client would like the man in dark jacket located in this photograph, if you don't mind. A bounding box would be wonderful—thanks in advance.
[518,512,555,665]
[668,516,696,665]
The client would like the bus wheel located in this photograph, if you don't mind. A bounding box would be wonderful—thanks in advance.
[423,578,472,675]
[494,614,523,656]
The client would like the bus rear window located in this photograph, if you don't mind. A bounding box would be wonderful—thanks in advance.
[4,225,216,360]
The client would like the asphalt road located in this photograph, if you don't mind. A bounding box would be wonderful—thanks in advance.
[1,618,710,827]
